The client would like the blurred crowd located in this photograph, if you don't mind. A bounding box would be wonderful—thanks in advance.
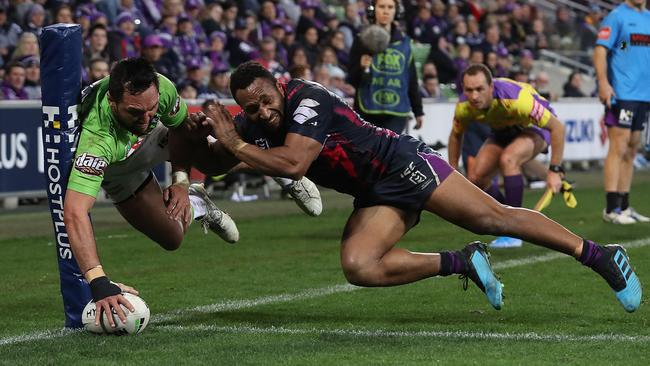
[0,0,608,101]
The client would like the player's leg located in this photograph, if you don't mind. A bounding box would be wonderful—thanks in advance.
[115,174,185,250]
[604,126,630,216]
[498,131,545,207]
[618,127,650,222]
[469,139,502,192]
[424,170,642,312]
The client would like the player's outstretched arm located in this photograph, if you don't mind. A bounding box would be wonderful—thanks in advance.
[64,190,136,327]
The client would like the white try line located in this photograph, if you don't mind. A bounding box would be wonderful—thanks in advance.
[158,324,650,344]
[2,237,650,347]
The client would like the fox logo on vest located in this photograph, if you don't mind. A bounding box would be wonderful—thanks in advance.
[74,153,108,176]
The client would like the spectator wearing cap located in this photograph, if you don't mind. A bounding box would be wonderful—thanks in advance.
[207,66,232,99]
[0,5,22,65]
[517,49,534,78]
[255,36,289,82]
[83,24,110,69]
[107,11,141,62]
[206,31,230,71]
[145,34,182,83]
[1,61,28,100]
[182,58,210,98]
[226,17,259,66]
[495,47,511,78]
[23,3,45,36]
[21,55,40,99]
[174,14,203,65]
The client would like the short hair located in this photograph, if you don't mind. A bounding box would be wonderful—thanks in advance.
[5,61,25,74]
[108,58,159,103]
[462,63,493,85]
[229,61,277,100]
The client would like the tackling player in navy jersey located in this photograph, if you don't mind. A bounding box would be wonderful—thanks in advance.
[195,61,642,312]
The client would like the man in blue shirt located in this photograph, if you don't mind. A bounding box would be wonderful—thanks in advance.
[594,0,650,224]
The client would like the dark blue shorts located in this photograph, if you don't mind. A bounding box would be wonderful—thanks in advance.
[489,125,551,153]
[604,100,650,131]
[353,136,454,212]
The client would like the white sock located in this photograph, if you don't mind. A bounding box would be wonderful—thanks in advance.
[274,177,294,188]
[189,194,207,219]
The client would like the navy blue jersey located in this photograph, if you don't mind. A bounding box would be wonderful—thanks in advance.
[234,79,408,197]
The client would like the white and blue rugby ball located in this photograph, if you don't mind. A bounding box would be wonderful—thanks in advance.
[82,293,150,335]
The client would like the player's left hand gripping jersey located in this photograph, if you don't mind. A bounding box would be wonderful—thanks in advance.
[234,79,406,197]
[67,74,188,198]
[453,78,555,134]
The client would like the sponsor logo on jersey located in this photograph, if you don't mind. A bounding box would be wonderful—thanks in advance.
[293,98,319,125]
[169,96,181,116]
[74,152,108,176]
[630,33,650,46]
[598,27,611,40]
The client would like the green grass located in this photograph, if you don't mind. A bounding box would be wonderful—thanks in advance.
[1,171,650,365]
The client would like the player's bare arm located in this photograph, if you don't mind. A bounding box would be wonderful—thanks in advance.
[205,103,322,179]
[447,122,464,170]
[545,116,566,193]
[64,190,136,326]
[593,45,615,109]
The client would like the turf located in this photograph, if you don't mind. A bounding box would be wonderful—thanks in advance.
[1,171,649,365]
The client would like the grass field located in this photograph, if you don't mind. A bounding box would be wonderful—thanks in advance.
[1,170,650,365]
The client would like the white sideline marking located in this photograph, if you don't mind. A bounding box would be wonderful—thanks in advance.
[158,324,650,343]
[2,237,649,346]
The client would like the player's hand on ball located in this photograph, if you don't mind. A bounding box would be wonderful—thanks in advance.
[164,184,191,229]
[89,277,136,328]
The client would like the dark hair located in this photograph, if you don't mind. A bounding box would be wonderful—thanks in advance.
[88,23,107,38]
[5,61,25,74]
[229,61,277,100]
[108,58,159,103]
[367,0,404,23]
[462,63,493,85]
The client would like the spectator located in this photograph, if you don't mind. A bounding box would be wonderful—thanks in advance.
[563,71,586,98]
[469,48,484,64]
[465,15,483,48]
[427,35,457,85]
[21,55,39,99]
[200,2,224,36]
[10,32,38,62]
[1,61,28,100]
[419,74,442,99]
[448,18,469,47]
[258,0,279,39]
[53,4,74,24]
[409,2,433,44]
[579,5,603,62]
[220,0,238,32]
[525,18,549,54]
[0,5,22,66]
[23,4,45,35]
[423,0,448,44]
[495,48,512,77]
[174,15,203,65]
[178,82,197,99]
[534,71,558,101]
[185,0,207,46]
[288,44,310,69]
[227,17,259,66]
[141,34,181,82]
[107,12,141,62]
[289,64,312,80]
[162,0,183,18]
[269,20,289,66]
[83,24,110,69]
[421,61,438,79]
[550,6,576,51]
[83,58,110,87]
[517,49,534,78]
[182,58,210,98]
[479,23,505,56]
[299,25,320,68]
[207,66,231,99]
[255,36,289,82]
[206,31,229,71]
[338,1,362,51]
[296,0,323,39]
[510,69,529,83]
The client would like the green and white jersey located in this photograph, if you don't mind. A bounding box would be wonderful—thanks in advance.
[68,74,187,198]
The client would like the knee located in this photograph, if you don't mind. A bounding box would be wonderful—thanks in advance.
[157,230,184,251]
[468,172,489,189]
[341,252,375,286]
[499,153,518,172]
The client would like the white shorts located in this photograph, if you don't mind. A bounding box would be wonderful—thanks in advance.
[101,124,169,203]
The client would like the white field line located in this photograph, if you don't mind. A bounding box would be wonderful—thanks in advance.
[2,237,649,347]
[158,324,650,343]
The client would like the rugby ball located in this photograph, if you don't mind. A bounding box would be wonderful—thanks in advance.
[82,293,150,335]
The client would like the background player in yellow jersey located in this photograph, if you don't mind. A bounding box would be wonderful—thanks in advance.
[447,64,566,248]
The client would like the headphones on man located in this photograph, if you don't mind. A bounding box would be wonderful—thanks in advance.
[366,0,404,24]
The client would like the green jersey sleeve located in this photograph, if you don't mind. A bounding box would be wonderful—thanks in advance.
[157,74,187,128]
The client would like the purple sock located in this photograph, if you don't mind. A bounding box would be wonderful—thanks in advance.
[578,239,604,267]
[504,174,524,207]
[485,179,505,203]
[438,251,467,276]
